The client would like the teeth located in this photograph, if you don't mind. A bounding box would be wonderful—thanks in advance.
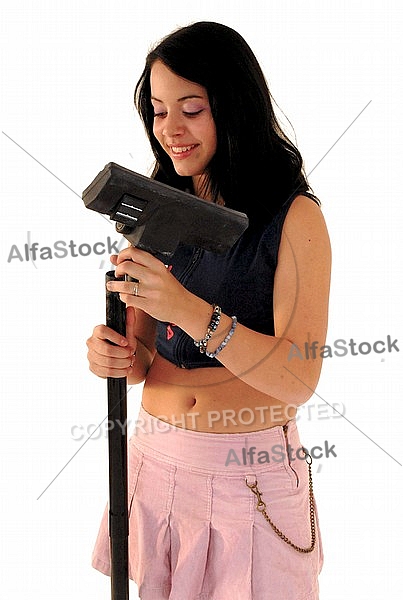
[171,145,195,153]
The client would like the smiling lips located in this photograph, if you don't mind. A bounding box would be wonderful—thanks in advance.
[169,144,199,157]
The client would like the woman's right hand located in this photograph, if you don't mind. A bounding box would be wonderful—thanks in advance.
[86,308,137,379]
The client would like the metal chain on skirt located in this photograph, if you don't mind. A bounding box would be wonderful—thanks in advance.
[245,450,316,554]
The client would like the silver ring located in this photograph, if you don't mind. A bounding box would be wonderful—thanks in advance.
[132,281,139,296]
[130,351,136,368]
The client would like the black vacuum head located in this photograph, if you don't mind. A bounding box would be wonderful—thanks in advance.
[82,162,249,260]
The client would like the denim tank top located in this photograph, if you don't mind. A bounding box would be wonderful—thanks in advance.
[155,192,315,369]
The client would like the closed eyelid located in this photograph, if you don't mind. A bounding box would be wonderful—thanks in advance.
[153,110,204,120]
[152,105,207,117]
[183,102,207,112]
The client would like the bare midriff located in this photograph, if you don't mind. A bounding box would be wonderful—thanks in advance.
[141,353,297,433]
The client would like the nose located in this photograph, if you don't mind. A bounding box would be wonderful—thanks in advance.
[162,112,185,138]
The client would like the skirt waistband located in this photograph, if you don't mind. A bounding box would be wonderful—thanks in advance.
[130,405,302,474]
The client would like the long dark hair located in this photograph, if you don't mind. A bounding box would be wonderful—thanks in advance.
[135,21,319,222]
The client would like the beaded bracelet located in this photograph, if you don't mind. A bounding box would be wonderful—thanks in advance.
[194,305,222,354]
[205,316,238,359]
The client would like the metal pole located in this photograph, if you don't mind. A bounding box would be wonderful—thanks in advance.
[105,271,129,600]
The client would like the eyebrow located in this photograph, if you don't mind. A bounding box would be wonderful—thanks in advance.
[151,95,205,103]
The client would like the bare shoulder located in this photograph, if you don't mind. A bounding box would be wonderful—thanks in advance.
[282,194,331,253]
[274,194,331,339]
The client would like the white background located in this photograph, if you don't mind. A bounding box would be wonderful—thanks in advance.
[1,1,402,598]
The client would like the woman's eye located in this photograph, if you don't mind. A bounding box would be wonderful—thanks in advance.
[153,109,204,118]
[183,109,203,117]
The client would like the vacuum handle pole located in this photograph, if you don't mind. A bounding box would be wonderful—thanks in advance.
[106,271,129,600]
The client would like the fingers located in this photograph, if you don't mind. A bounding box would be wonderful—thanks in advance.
[108,247,165,295]
[86,324,136,379]
[87,355,132,379]
[114,246,157,267]
[107,247,182,323]
[89,324,129,348]
[114,261,149,283]
[106,278,146,298]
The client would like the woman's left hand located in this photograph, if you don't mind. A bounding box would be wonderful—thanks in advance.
[106,246,190,324]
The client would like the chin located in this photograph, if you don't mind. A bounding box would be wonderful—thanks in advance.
[173,166,199,178]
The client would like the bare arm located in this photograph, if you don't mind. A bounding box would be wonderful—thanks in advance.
[127,308,157,384]
[217,196,331,404]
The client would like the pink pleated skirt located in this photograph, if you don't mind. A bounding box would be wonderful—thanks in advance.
[92,405,324,599]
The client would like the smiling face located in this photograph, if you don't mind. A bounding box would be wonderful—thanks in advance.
[150,60,217,198]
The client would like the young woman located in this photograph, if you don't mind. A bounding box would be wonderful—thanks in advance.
[87,21,331,600]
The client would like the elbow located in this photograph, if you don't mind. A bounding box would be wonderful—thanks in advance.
[283,358,324,407]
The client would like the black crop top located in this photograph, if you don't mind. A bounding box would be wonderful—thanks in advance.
[155,192,317,369]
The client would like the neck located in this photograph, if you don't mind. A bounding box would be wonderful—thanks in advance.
[192,174,224,205]
[192,173,210,200]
